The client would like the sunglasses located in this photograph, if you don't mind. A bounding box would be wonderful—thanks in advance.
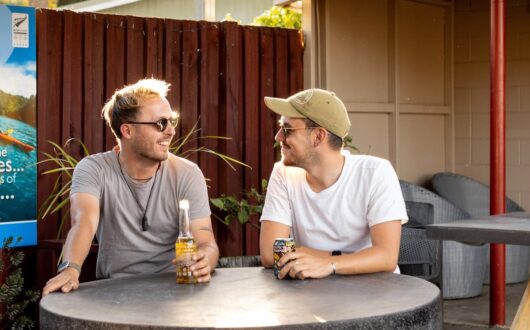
[126,112,180,132]
[278,124,317,137]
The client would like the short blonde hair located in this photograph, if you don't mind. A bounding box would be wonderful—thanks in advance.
[101,78,170,139]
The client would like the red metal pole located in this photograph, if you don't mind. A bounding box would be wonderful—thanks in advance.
[490,0,506,326]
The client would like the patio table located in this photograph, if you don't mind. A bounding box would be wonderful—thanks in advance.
[426,211,530,328]
[40,267,441,329]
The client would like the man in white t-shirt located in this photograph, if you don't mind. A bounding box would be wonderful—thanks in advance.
[260,89,408,280]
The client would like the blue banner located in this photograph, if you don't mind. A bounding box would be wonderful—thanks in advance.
[0,5,37,247]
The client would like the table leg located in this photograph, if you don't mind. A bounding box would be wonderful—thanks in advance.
[511,280,530,330]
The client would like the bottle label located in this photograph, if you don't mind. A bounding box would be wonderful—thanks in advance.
[176,241,196,255]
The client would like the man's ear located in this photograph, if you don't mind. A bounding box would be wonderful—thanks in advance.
[120,124,131,139]
[313,128,327,147]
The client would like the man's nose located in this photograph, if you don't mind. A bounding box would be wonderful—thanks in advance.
[166,124,176,136]
[274,129,283,142]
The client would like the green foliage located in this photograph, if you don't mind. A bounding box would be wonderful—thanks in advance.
[210,179,267,229]
[38,138,89,239]
[222,13,241,25]
[343,135,360,153]
[0,0,57,7]
[252,6,301,30]
[0,236,40,330]
[169,121,249,172]
[0,85,37,126]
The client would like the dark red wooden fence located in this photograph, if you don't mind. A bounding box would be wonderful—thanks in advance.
[36,7,303,281]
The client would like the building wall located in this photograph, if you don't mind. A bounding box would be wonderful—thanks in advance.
[305,0,453,185]
[454,0,530,210]
[90,0,273,24]
[101,0,198,20]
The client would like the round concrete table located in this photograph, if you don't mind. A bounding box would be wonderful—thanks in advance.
[40,268,441,329]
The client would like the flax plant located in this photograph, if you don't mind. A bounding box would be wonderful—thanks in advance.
[37,138,88,239]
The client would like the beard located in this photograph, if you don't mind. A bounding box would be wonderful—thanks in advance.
[134,137,171,163]
[280,140,317,169]
[138,148,169,162]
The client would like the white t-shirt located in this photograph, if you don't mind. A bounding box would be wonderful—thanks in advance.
[260,151,408,255]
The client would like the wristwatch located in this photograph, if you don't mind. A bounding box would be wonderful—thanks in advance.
[331,250,342,256]
[57,261,82,274]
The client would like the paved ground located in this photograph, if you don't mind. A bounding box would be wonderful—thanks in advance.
[443,281,526,329]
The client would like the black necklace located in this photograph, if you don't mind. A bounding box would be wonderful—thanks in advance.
[116,152,160,231]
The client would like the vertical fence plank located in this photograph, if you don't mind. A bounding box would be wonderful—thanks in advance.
[181,21,199,164]
[62,11,84,146]
[288,29,303,94]
[59,11,84,236]
[259,27,277,188]
[126,16,145,83]
[243,26,261,256]
[198,21,220,233]
[217,21,244,256]
[36,8,63,240]
[163,20,182,138]
[104,15,126,149]
[146,18,164,78]
[83,13,106,155]
[274,28,289,99]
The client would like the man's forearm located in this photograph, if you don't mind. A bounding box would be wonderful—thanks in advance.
[62,224,97,272]
[334,246,398,275]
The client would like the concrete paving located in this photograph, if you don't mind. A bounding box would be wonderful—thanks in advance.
[443,281,526,329]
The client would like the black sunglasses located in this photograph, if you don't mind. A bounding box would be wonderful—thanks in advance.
[278,124,318,137]
[126,112,179,132]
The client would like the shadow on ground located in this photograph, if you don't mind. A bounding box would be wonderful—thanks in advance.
[443,281,526,329]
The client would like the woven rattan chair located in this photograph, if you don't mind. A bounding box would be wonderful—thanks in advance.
[400,181,488,299]
[399,201,440,282]
[431,172,530,284]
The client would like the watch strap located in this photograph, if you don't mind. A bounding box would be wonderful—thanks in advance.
[331,250,342,256]
[58,261,82,274]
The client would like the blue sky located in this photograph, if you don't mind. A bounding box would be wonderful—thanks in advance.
[0,4,36,97]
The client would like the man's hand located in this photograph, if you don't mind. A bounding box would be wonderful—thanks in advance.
[172,249,212,283]
[42,268,80,296]
[190,249,212,282]
[277,250,334,280]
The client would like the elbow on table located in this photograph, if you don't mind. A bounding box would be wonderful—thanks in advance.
[381,253,399,272]
[383,260,398,273]
[260,253,275,268]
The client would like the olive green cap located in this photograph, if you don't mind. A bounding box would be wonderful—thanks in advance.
[264,89,351,138]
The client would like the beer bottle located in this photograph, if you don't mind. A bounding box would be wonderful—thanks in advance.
[175,199,198,284]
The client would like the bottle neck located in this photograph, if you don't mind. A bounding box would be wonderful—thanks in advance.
[178,207,193,238]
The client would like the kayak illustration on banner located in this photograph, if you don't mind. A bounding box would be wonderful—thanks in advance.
[0,130,35,152]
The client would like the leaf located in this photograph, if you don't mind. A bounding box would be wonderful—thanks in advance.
[224,215,234,225]
[237,208,249,224]
[210,198,225,210]
[261,178,268,190]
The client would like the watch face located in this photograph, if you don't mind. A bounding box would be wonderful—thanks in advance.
[57,261,69,272]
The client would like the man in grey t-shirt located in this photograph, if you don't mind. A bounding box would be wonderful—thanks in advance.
[43,79,219,295]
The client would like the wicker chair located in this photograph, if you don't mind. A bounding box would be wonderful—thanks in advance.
[399,201,440,282]
[399,181,488,299]
[431,172,530,284]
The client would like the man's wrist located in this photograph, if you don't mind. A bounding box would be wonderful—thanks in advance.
[57,261,82,275]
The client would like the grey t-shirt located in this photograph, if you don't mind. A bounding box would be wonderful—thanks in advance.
[70,151,211,279]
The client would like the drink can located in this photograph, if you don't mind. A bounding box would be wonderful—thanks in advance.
[273,238,296,278]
